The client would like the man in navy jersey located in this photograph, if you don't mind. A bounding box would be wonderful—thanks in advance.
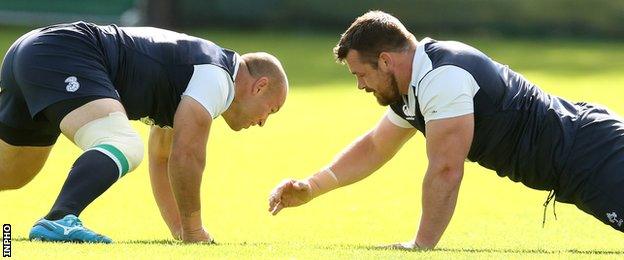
[269,11,624,249]
[0,22,288,243]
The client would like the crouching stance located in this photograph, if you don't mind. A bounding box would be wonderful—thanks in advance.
[0,22,287,243]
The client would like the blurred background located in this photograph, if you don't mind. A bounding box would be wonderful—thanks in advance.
[0,0,623,38]
[1,1,624,257]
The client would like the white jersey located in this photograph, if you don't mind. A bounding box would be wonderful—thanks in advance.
[182,61,239,119]
[386,41,479,128]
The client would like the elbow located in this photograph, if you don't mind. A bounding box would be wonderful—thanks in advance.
[426,164,464,188]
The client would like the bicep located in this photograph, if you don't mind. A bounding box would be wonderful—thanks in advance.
[370,111,417,154]
[171,96,213,158]
[424,114,474,169]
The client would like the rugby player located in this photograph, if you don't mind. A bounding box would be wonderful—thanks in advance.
[268,11,623,249]
[0,22,288,243]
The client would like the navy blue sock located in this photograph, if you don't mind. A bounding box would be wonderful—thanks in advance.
[45,150,119,220]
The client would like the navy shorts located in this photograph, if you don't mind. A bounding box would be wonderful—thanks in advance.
[0,24,119,146]
[559,104,624,232]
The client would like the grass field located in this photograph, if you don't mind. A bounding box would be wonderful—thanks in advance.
[1,27,623,259]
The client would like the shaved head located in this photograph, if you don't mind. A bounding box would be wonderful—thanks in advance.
[223,52,288,131]
[241,52,289,95]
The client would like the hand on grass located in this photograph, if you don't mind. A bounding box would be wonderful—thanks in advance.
[182,227,214,244]
[171,227,182,241]
[268,179,314,215]
[378,241,423,251]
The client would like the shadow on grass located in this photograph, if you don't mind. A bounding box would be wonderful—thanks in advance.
[117,240,275,247]
[352,244,624,255]
[119,240,273,247]
[13,237,180,245]
[14,237,271,247]
[14,237,623,255]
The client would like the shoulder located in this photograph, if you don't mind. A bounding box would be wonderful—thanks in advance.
[423,40,501,83]
[424,40,487,64]
[182,64,235,119]
[418,65,478,123]
[191,64,232,82]
[419,65,477,92]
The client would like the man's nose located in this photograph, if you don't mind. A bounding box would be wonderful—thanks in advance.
[356,77,366,89]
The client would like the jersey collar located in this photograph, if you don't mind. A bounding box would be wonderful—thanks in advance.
[224,53,241,113]
[232,53,241,81]
[403,37,434,117]
[410,37,434,90]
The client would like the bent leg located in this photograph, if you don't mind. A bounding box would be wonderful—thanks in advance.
[576,186,624,232]
[45,98,144,220]
[0,138,52,190]
[575,157,624,233]
[563,106,624,232]
[29,98,139,243]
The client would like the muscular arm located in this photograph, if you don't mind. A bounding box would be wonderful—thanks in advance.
[269,115,416,214]
[414,114,473,249]
[169,96,213,242]
[148,126,181,239]
[329,115,416,187]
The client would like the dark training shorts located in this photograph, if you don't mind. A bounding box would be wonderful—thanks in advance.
[0,24,119,146]
[558,103,624,232]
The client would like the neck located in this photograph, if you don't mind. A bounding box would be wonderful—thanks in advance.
[396,39,418,95]
[224,60,250,119]
[233,60,250,96]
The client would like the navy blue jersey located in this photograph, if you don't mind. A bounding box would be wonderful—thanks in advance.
[0,22,238,145]
[390,38,583,191]
[76,22,238,127]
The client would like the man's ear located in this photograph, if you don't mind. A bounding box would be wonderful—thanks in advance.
[378,52,392,72]
[252,76,269,95]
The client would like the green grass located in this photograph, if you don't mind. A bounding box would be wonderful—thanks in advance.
[1,27,624,259]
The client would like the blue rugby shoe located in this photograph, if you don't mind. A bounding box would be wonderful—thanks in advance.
[29,214,112,243]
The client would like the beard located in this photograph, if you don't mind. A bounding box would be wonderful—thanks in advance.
[374,73,402,106]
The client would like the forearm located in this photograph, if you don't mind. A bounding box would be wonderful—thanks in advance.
[415,167,463,249]
[330,130,397,184]
[149,155,181,237]
[168,152,205,230]
[148,126,182,237]
[304,133,387,197]
[307,127,408,198]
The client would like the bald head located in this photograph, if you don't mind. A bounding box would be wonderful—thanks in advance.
[223,52,288,131]
[241,52,289,95]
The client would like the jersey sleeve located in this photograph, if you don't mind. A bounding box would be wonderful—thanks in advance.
[385,108,414,128]
[182,64,234,119]
[417,65,479,123]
